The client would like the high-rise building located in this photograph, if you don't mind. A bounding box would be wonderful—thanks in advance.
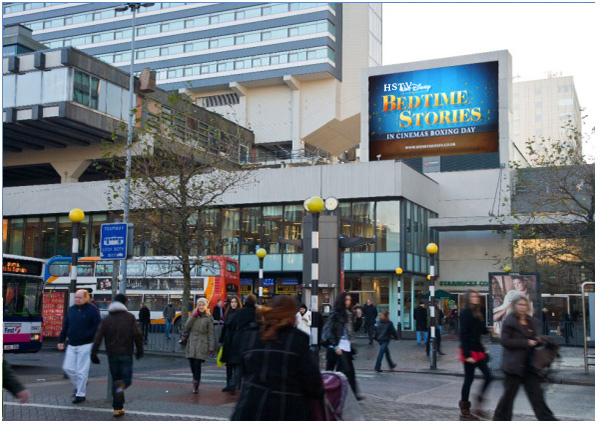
[3,2,382,160]
[512,75,582,162]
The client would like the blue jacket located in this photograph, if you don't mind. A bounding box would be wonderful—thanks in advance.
[59,303,101,346]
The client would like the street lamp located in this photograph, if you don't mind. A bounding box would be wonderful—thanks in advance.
[304,196,324,360]
[256,248,267,305]
[503,265,512,273]
[68,208,85,306]
[426,242,438,370]
[114,2,154,295]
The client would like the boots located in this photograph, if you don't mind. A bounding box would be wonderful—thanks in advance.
[459,400,481,421]
[192,380,199,394]
[472,395,489,419]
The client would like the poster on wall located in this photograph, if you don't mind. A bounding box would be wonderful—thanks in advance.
[489,273,540,339]
[369,61,499,160]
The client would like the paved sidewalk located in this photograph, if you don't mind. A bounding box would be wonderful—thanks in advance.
[347,334,595,386]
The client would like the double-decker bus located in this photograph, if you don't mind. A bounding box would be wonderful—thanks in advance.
[43,255,240,335]
[3,254,45,353]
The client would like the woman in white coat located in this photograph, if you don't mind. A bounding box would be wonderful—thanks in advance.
[295,303,312,338]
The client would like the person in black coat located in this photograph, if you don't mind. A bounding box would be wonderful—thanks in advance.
[219,295,240,393]
[228,294,258,390]
[458,289,493,420]
[231,295,324,420]
[414,301,428,345]
[374,311,398,372]
[362,299,378,345]
[493,294,557,421]
[138,303,150,345]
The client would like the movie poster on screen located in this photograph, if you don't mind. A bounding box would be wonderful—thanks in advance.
[369,61,499,160]
[489,273,541,339]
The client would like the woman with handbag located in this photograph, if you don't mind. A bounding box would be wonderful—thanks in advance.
[185,298,214,394]
[219,295,240,393]
[493,294,557,421]
[458,289,493,420]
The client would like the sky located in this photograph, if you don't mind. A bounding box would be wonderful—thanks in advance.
[381,2,598,160]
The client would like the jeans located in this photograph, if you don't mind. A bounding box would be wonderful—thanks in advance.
[226,363,240,389]
[461,359,492,402]
[416,331,429,344]
[108,354,133,410]
[493,372,557,421]
[140,323,150,343]
[62,343,93,397]
[165,318,172,338]
[189,358,204,381]
[374,342,396,371]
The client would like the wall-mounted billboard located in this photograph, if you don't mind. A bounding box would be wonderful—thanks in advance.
[369,61,499,161]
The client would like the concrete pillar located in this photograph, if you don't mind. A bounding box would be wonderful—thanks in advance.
[51,159,91,183]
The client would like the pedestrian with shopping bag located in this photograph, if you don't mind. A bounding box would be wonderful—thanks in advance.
[184,298,214,394]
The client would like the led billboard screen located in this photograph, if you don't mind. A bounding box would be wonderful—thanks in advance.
[369,61,499,161]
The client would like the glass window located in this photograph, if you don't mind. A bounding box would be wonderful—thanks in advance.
[199,209,219,256]
[146,261,170,277]
[241,207,261,254]
[144,294,167,312]
[56,216,72,256]
[221,208,240,255]
[3,74,16,108]
[16,71,42,107]
[24,218,40,258]
[376,201,400,252]
[3,277,43,317]
[226,261,238,273]
[48,260,70,277]
[90,77,100,109]
[41,217,56,258]
[42,67,69,104]
[263,206,282,254]
[198,260,221,276]
[96,261,113,277]
[352,201,375,252]
[73,70,90,107]
[283,205,304,253]
[8,219,24,255]
[127,261,145,276]
[77,263,94,277]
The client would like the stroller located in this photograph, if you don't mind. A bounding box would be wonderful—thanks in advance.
[312,371,364,421]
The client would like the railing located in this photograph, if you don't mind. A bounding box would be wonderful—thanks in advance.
[246,148,331,165]
[138,322,223,353]
[542,320,592,347]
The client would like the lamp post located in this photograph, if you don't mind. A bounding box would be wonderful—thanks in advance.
[396,268,403,338]
[68,208,85,306]
[256,248,267,305]
[114,2,154,295]
[426,242,438,370]
[305,196,324,360]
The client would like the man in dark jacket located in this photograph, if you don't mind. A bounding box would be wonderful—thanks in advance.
[91,294,143,418]
[58,289,101,404]
[362,299,378,345]
[3,359,30,403]
[228,294,257,390]
[414,301,428,345]
[138,303,151,345]
[163,302,176,339]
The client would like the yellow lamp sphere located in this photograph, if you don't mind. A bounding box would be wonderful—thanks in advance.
[427,275,431,280]
[503,265,512,273]
[256,248,267,259]
[426,243,438,255]
[306,196,324,213]
[395,268,403,275]
[69,208,85,223]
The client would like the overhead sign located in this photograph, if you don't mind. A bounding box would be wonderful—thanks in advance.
[100,223,128,260]
[369,61,499,160]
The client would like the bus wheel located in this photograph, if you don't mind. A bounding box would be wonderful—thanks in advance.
[175,318,183,334]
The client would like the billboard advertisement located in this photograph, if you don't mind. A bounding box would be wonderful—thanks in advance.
[489,273,540,339]
[369,61,499,160]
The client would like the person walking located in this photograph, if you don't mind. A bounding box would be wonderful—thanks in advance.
[3,359,30,404]
[185,298,215,394]
[374,311,398,372]
[138,303,150,345]
[426,300,445,356]
[58,289,101,404]
[353,307,364,333]
[91,293,144,417]
[492,294,558,421]
[213,299,225,324]
[324,292,363,400]
[362,299,378,345]
[458,289,493,420]
[219,295,240,393]
[414,301,428,345]
[295,303,312,337]
[231,295,324,420]
[163,302,176,339]
[228,294,258,391]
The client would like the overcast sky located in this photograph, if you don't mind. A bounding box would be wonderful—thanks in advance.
[381,2,597,159]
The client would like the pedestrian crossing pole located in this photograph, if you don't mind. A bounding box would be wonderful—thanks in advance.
[426,243,438,370]
[305,196,324,363]
[68,209,85,307]
[256,248,267,305]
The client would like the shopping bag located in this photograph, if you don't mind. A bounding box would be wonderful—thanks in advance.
[217,346,226,367]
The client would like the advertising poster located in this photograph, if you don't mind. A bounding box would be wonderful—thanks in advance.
[369,61,499,160]
[42,290,67,337]
[489,273,540,338]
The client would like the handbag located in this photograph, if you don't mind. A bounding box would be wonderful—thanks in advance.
[533,338,560,377]
[217,346,225,367]
[179,329,191,347]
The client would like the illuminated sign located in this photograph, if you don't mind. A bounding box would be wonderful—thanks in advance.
[369,61,498,160]
[2,259,43,276]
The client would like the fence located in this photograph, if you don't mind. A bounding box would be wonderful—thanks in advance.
[543,320,592,347]
[138,322,223,353]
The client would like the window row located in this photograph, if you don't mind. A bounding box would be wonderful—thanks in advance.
[72,70,132,121]
[91,20,334,64]
[3,2,62,14]
[151,47,333,82]
[25,3,331,34]
[22,3,188,31]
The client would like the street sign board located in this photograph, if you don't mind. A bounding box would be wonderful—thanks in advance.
[100,223,128,260]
